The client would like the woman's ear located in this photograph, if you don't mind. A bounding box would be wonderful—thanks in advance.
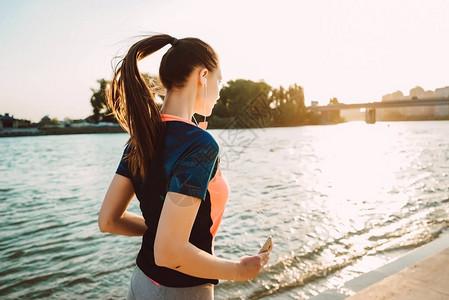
[199,68,208,86]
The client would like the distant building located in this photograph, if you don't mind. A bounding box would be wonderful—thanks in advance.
[311,101,319,107]
[436,86,449,97]
[410,86,425,98]
[435,86,449,117]
[69,119,90,128]
[40,115,51,124]
[378,86,447,120]
[422,90,435,98]
[409,86,435,117]
[379,91,405,121]
[0,113,19,130]
[382,91,404,102]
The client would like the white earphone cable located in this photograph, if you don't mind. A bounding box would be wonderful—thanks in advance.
[203,82,207,122]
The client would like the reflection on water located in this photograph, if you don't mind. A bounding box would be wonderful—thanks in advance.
[1,121,448,299]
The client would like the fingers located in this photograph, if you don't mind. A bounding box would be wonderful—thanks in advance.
[257,251,270,267]
[258,251,269,260]
[236,252,271,281]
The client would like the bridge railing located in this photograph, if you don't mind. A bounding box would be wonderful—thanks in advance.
[307,97,449,111]
[306,97,449,124]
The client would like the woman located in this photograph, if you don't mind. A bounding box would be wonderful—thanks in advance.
[97,34,270,299]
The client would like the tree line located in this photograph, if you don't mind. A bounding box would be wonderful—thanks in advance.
[89,75,340,128]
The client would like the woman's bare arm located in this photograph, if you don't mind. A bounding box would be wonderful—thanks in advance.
[98,174,147,236]
[154,191,270,282]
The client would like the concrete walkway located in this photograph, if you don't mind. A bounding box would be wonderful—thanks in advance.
[346,247,449,300]
[310,230,449,300]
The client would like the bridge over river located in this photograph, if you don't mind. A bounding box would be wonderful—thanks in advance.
[307,97,449,123]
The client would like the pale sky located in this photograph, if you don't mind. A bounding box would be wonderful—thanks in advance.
[1,0,448,122]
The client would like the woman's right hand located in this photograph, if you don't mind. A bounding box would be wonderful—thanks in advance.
[234,251,270,281]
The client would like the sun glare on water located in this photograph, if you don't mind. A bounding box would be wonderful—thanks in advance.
[315,122,410,234]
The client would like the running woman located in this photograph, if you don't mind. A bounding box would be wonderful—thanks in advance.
[98,34,270,299]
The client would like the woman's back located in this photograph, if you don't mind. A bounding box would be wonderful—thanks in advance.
[116,114,229,287]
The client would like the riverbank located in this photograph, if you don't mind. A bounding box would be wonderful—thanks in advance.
[0,126,125,137]
[311,229,449,299]
[3,119,449,138]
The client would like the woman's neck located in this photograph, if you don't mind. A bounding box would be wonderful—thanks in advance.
[160,87,196,121]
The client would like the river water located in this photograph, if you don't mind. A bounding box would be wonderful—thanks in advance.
[1,121,448,299]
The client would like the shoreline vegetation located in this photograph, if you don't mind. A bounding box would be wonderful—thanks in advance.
[2,76,448,138]
[0,125,125,138]
[2,118,449,138]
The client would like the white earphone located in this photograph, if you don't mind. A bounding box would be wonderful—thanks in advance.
[202,77,207,85]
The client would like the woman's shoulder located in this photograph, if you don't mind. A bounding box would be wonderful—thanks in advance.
[166,121,219,150]
[192,128,218,149]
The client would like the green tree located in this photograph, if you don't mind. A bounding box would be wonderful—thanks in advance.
[207,80,309,128]
[208,79,272,128]
[90,79,113,123]
[321,97,344,124]
[329,97,339,105]
[269,84,306,126]
[89,75,164,123]
[142,73,166,103]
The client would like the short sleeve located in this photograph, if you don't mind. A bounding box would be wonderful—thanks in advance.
[116,145,131,178]
[168,139,219,201]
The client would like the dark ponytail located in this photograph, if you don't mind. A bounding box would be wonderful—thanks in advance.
[108,34,219,178]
